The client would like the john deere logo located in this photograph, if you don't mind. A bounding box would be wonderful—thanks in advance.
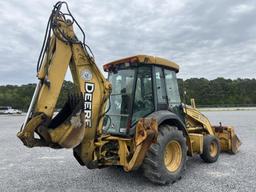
[81,70,92,81]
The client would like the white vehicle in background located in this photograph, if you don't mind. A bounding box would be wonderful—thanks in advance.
[0,106,22,114]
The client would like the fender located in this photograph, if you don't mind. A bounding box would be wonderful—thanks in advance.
[147,110,188,137]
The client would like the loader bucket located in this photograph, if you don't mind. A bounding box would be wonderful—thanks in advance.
[213,125,241,154]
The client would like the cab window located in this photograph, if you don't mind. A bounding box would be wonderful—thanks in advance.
[164,69,181,106]
[132,66,154,123]
[155,66,168,110]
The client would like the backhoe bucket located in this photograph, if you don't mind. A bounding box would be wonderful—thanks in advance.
[213,125,241,154]
[17,94,85,149]
[46,94,85,148]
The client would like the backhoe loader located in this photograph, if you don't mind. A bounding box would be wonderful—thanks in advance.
[17,2,241,184]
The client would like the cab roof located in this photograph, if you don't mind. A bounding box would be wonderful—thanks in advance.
[103,55,179,72]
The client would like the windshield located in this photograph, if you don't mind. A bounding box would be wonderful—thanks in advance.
[104,68,135,134]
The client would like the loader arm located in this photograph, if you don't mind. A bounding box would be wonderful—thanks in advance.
[183,101,241,154]
[17,1,111,165]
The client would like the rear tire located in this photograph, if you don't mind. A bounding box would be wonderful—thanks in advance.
[142,124,187,185]
[200,135,220,163]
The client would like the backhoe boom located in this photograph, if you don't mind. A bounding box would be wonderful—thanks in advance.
[17,2,111,164]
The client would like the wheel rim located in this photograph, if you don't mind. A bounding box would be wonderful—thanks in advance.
[210,142,218,157]
[164,140,182,172]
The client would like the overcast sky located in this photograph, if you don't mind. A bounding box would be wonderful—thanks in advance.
[0,0,255,85]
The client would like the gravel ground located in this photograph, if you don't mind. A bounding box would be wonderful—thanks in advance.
[0,110,255,192]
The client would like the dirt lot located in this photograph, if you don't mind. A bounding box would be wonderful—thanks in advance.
[0,110,255,192]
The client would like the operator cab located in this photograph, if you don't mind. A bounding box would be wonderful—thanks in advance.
[103,55,183,136]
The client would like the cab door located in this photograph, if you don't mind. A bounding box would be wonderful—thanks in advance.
[153,66,168,110]
[164,69,184,122]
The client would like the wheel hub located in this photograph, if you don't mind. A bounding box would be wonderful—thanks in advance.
[210,142,218,157]
[164,140,182,172]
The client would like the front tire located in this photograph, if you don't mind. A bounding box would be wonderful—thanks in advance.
[200,135,220,163]
[142,124,187,185]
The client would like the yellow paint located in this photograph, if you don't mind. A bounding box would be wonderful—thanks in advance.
[164,140,182,172]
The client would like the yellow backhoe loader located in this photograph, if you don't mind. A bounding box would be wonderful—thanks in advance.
[17,2,241,184]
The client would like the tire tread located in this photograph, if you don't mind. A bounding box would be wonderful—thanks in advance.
[142,124,187,185]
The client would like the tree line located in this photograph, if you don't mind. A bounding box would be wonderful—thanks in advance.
[0,78,255,111]
[0,81,74,111]
[178,78,256,107]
